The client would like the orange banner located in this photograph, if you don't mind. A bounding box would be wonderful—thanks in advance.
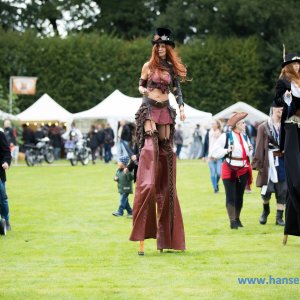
[12,77,38,95]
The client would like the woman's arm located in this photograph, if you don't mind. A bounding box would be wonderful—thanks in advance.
[172,76,184,108]
[172,76,186,121]
[274,79,290,106]
[210,133,231,159]
[138,62,149,95]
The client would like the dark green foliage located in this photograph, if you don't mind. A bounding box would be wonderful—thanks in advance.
[181,36,266,113]
[92,0,154,39]
[0,1,19,32]
[154,0,300,43]
[1,0,100,37]
[0,30,267,114]
[0,31,151,112]
[1,0,300,115]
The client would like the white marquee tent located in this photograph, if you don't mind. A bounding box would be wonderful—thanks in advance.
[73,90,141,122]
[0,110,18,121]
[73,90,212,159]
[17,93,73,123]
[73,89,212,129]
[213,101,269,124]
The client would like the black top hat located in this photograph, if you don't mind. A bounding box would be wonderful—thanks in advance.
[271,101,284,108]
[152,27,175,48]
[282,53,300,68]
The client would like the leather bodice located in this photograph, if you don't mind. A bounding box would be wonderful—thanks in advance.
[147,71,171,94]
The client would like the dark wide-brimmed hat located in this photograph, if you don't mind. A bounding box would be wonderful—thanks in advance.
[152,27,175,48]
[282,53,300,68]
[227,112,248,128]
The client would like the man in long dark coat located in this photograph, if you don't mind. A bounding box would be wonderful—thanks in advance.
[252,102,287,226]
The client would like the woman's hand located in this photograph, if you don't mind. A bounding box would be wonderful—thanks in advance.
[179,107,186,121]
[284,90,291,97]
[284,90,292,105]
[138,86,148,96]
[2,162,9,170]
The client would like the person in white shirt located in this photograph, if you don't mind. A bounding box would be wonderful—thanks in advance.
[62,122,83,151]
[211,112,253,229]
[203,120,223,193]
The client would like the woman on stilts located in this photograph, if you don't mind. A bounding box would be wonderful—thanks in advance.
[273,49,300,245]
[129,28,186,255]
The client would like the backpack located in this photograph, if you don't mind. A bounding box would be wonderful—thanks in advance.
[224,131,249,149]
[104,129,114,146]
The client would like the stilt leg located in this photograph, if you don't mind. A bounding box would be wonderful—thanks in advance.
[155,139,185,251]
[138,240,145,256]
[282,235,288,245]
[130,133,159,244]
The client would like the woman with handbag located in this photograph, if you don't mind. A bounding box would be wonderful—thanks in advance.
[129,28,186,255]
[211,112,253,229]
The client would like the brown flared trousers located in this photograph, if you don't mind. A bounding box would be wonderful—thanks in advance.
[129,135,185,250]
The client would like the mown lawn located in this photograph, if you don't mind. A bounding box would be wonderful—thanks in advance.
[0,160,299,299]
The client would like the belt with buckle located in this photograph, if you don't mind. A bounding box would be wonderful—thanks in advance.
[273,151,283,157]
[230,157,244,161]
[143,97,169,108]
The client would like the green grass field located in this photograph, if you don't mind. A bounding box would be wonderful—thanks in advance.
[0,160,299,299]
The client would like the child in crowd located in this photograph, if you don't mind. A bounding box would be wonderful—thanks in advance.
[112,155,133,218]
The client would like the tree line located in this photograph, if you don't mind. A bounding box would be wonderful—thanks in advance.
[2,0,299,43]
[0,30,267,114]
[0,0,299,114]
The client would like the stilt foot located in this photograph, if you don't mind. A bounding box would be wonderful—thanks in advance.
[138,240,144,255]
[283,235,288,245]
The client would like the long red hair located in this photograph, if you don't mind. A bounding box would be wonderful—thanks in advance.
[148,44,187,81]
[280,63,300,86]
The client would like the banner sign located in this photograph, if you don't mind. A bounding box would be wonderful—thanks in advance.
[12,76,38,95]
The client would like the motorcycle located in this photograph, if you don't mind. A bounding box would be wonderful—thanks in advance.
[25,137,55,166]
[65,138,91,166]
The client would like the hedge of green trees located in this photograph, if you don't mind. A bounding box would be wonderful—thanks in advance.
[1,0,300,115]
[0,30,274,114]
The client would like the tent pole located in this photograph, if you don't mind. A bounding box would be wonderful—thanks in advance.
[9,76,13,114]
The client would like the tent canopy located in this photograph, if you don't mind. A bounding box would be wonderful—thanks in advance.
[73,89,212,123]
[168,93,212,122]
[73,90,140,121]
[213,101,269,124]
[17,93,73,123]
[0,110,18,121]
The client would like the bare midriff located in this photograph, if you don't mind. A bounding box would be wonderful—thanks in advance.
[146,88,169,101]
